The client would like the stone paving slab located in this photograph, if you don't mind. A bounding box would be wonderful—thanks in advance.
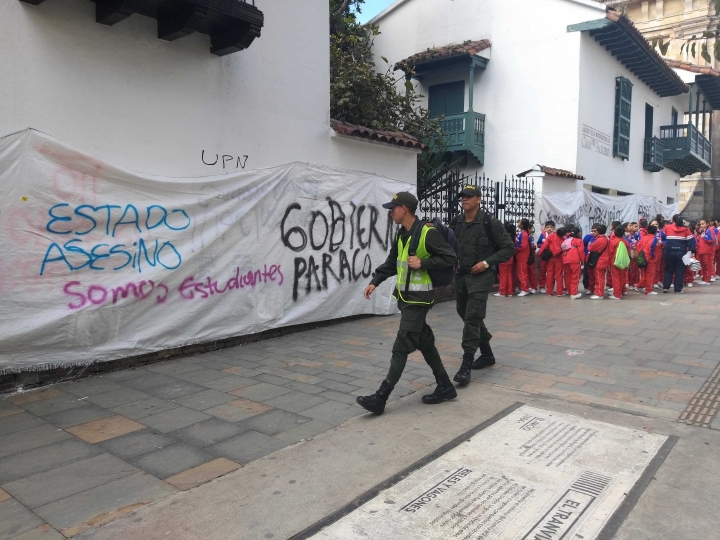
[0,499,45,539]
[169,418,248,448]
[207,431,288,464]
[2,454,137,509]
[33,472,176,537]
[0,439,102,485]
[128,443,216,480]
[7,524,64,540]
[0,424,71,460]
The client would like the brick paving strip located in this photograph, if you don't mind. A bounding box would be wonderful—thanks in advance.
[679,364,720,428]
[1,285,719,538]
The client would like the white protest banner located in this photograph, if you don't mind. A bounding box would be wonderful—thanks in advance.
[0,129,408,372]
[538,190,678,233]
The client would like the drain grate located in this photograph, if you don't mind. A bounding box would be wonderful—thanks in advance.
[679,364,720,427]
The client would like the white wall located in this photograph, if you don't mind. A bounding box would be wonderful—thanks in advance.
[0,0,417,183]
[576,33,683,201]
[371,0,607,181]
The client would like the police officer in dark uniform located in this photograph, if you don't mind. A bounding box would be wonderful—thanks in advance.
[358,192,458,415]
[451,185,515,386]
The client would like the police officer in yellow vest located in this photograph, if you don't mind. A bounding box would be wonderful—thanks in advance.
[359,192,458,415]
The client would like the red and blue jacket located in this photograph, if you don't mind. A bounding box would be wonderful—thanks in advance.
[540,232,563,259]
[697,227,717,256]
[588,235,610,268]
[515,230,530,254]
[537,232,547,251]
[638,234,660,262]
[662,224,695,253]
[562,237,584,265]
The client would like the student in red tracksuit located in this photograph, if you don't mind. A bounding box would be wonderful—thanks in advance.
[562,227,584,299]
[588,223,610,299]
[713,220,720,277]
[696,219,716,284]
[496,222,516,297]
[649,219,665,288]
[537,221,555,292]
[606,221,622,291]
[627,223,640,289]
[608,225,628,300]
[638,224,660,295]
[683,227,699,287]
[539,226,564,296]
[528,228,539,292]
[515,218,532,296]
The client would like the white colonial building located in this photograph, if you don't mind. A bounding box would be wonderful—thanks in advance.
[1,0,421,181]
[370,0,720,206]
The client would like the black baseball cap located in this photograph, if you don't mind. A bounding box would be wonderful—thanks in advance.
[382,191,418,209]
[459,185,482,197]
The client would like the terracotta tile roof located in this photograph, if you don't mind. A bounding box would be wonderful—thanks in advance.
[394,39,491,71]
[664,59,720,78]
[664,59,720,109]
[517,165,585,180]
[330,119,428,151]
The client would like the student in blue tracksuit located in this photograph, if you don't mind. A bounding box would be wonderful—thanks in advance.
[662,215,696,293]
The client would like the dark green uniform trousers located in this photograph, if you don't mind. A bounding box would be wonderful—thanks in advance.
[386,304,445,386]
[455,280,493,356]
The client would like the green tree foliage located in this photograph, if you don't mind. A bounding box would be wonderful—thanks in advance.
[329,0,461,188]
[651,1,720,62]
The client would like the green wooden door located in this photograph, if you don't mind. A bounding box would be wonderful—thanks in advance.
[429,81,465,118]
[613,77,633,160]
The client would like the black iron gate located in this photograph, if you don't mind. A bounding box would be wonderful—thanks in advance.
[418,169,535,226]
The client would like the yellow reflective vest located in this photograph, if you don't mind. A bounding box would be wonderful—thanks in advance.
[395,225,434,305]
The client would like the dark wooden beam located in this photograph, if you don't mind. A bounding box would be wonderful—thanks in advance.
[210,21,262,57]
[158,5,207,41]
[95,0,140,26]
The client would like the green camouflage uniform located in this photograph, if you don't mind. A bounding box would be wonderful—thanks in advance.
[453,210,515,357]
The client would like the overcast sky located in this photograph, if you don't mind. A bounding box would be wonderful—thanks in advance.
[355,0,396,23]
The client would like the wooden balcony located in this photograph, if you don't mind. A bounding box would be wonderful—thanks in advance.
[659,124,711,176]
[20,0,264,56]
[643,137,664,172]
[427,111,485,164]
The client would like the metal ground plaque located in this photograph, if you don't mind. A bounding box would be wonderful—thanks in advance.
[309,406,668,540]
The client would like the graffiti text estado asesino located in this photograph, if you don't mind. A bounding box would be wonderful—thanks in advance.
[40,203,189,276]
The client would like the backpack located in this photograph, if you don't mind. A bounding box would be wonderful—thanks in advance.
[614,241,630,270]
[586,247,605,269]
[408,218,457,288]
[540,248,553,262]
[636,249,648,268]
[561,237,573,252]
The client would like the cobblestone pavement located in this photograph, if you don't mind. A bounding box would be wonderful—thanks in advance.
[1,285,719,538]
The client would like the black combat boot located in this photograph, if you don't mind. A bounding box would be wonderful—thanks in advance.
[422,371,458,404]
[453,353,474,386]
[472,342,496,370]
[356,380,394,415]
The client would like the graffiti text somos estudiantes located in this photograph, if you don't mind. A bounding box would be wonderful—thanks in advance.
[63,265,283,310]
